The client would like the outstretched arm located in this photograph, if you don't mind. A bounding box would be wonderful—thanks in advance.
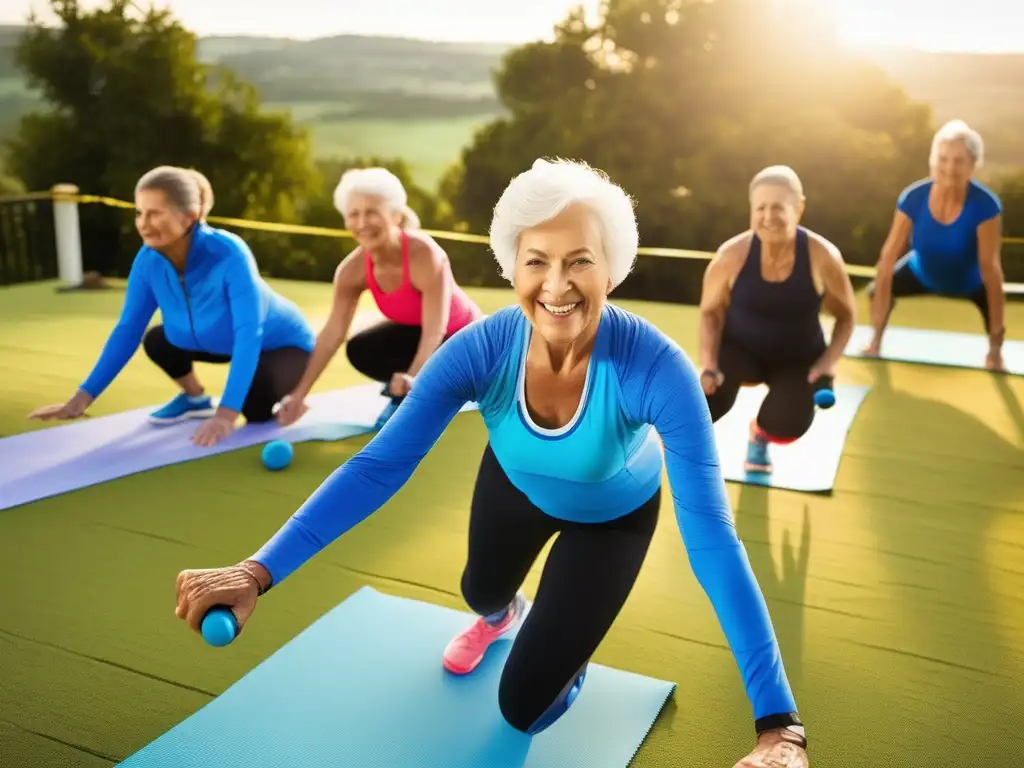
[406,237,452,377]
[80,252,158,400]
[813,238,857,376]
[291,250,366,400]
[697,247,735,374]
[249,315,499,586]
[219,247,268,417]
[977,215,1005,353]
[869,210,912,338]
[639,333,799,724]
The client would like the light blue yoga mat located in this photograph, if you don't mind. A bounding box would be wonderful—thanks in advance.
[713,384,870,493]
[0,383,479,511]
[118,587,675,768]
[844,325,1023,375]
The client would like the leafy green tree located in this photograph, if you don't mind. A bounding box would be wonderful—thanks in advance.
[2,0,316,276]
[450,0,937,302]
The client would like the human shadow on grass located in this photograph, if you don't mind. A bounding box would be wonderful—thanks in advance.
[734,483,810,692]
[850,362,1024,762]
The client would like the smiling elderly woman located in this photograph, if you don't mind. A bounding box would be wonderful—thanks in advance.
[275,167,482,430]
[173,159,809,767]
[698,165,857,474]
[28,165,315,447]
[865,119,1007,370]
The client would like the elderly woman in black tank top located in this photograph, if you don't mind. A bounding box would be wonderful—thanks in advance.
[697,166,857,473]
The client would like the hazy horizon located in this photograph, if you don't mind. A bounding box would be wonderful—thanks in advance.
[1,0,1023,52]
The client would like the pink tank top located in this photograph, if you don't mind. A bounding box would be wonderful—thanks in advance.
[364,230,480,335]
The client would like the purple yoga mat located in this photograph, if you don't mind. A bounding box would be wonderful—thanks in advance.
[0,383,479,512]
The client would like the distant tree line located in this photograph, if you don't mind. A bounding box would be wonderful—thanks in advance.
[1,0,1023,301]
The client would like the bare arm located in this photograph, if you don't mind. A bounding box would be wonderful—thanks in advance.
[813,238,858,370]
[405,237,452,377]
[870,210,913,334]
[291,250,365,398]
[698,244,738,372]
[977,215,1005,350]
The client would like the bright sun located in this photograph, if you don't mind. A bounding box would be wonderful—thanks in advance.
[817,0,1024,53]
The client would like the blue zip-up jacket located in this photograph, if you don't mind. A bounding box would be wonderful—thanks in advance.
[80,224,315,412]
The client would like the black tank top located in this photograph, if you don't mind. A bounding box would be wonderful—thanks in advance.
[721,227,826,365]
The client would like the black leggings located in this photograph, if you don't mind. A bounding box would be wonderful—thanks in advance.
[346,321,450,399]
[706,340,829,442]
[870,254,991,332]
[142,325,310,423]
[461,444,660,733]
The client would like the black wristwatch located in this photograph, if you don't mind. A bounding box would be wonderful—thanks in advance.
[783,725,806,748]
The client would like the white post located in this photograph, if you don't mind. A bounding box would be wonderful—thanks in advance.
[51,183,83,288]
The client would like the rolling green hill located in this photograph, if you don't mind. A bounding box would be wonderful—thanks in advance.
[1,25,1023,188]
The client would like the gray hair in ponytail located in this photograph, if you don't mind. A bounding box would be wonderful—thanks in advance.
[136,165,215,219]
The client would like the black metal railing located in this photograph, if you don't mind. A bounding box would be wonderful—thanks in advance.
[0,195,57,286]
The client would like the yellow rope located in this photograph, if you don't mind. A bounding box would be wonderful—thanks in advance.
[5,189,1024,281]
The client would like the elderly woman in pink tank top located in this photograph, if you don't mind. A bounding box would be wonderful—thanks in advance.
[275,167,483,428]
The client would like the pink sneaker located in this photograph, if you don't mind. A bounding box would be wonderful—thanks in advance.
[442,592,527,675]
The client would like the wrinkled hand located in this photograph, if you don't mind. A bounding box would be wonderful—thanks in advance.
[388,372,415,398]
[192,412,236,447]
[700,369,724,396]
[28,390,92,420]
[275,392,309,426]
[860,337,881,357]
[807,357,835,384]
[733,728,808,768]
[175,564,263,634]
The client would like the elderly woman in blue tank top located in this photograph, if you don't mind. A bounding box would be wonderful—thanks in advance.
[174,159,810,767]
[698,165,858,474]
[864,119,1006,370]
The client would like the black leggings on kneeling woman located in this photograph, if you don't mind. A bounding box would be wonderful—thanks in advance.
[346,321,454,401]
[705,340,829,442]
[461,444,660,732]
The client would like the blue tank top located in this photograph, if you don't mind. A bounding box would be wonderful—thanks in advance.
[479,310,663,518]
[722,227,825,364]
[250,304,799,722]
[897,178,1002,294]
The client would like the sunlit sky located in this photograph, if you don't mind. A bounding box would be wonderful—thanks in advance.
[1,0,1023,51]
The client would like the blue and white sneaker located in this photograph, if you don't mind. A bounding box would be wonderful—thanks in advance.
[373,399,400,430]
[744,423,772,474]
[148,393,217,425]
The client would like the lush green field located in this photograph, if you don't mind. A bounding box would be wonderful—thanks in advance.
[279,108,494,189]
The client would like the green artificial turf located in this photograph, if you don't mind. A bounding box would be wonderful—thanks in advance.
[1,279,1022,767]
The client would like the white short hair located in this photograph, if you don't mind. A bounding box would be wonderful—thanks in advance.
[489,158,638,289]
[332,167,421,229]
[749,165,804,200]
[930,119,984,168]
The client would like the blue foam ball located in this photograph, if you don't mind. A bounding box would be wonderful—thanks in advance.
[201,606,238,647]
[814,388,836,409]
[262,439,293,471]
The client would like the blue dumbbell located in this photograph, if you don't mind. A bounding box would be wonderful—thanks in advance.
[813,377,835,409]
[201,606,239,647]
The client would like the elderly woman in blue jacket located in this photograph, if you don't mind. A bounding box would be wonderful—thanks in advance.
[28,166,316,447]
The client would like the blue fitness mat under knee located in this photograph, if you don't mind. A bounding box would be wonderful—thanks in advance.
[844,325,1024,375]
[117,587,675,768]
[712,384,870,493]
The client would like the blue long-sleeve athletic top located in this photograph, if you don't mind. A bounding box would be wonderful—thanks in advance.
[80,224,315,412]
[251,303,797,720]
[897,177,1002,295]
